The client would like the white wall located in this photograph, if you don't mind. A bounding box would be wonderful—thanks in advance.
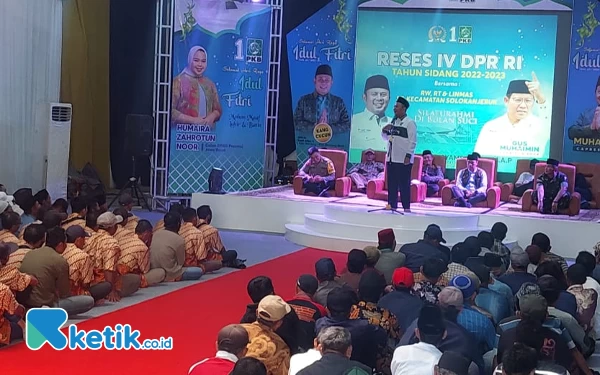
[0,0,63,192]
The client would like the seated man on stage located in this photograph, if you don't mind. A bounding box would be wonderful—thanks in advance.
[298,146,336,197]
[451,153,488,208]
[532,158,571,214]
[347,148,384,193]
[421,150,445,197]
[513,159,539,197]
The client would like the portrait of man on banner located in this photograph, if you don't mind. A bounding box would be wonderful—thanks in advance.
[567,76,600,141]
[171,45,222,128]
[293,64,350,145]
[350,75,391,153]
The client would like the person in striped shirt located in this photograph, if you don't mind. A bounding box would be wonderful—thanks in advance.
[8,223,46,269]
[61,196,87,230]
[118,194,140,233]
[181,208,223,273]
[0,211,22,245]
[197,205,225,259]
[0,242,38,297]
[0,282,25,347]
[112,207,135,241]
[116,219,165,289]
[153,203,184,233]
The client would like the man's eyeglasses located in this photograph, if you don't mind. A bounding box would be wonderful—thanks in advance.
[510,97,535,105]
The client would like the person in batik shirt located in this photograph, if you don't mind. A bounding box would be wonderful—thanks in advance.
[347,149,384,193]
[0,282,25,346]
[0,242,37,297]
[153,203,184,233]
[0,211,22,245]
[61,196,87,230]
[180,208,224,274]
[118,194,140,233]
[412,257,447,304]
[8,224,45,269]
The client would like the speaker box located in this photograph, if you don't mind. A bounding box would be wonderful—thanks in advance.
[125,114,154,157]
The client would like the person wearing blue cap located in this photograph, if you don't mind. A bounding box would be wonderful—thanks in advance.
[474,74,550,172]
[350,75,391,153]
[532,158,571,214]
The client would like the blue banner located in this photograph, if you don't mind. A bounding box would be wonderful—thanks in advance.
[563,1,600,163]
[288,0,359,163]
[168,0,271,193]
[351,10,557,173]
[358,0,572,11]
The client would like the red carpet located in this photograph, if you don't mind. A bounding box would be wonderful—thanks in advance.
[1,248,347,375]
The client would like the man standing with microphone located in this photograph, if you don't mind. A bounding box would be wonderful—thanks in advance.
[382,97,416,213]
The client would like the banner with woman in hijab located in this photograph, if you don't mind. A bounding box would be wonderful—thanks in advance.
[168,0,272,194]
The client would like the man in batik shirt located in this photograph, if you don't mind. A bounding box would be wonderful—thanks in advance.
[153,203,184,233]
[0,211,22,245]
[63,226,101,299]
[118,194,140,233]
[533,158,571,214]
[61,196,87,230]
[112,207,135,241]
[412,258,447,304]
[347,149,384,193]
[0,243,37,296]
[116,220,165,289]
[0,282,25,346]
[196,205,225,259]
[8,224,45,269]
[421,150,445,197]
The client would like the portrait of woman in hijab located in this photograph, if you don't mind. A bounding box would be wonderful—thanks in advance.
[172,46,222,128]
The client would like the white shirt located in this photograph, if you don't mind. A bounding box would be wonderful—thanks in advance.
[391,342,442,375]
[382,116,417,164]
[515,172,534,187]
[583,276,600,338]
[350,109,390,153]
[288,349,322,375]
[474,111,549,172]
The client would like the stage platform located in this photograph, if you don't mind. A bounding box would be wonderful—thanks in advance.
[191,186,600,259]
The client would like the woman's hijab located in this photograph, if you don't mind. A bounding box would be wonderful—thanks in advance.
[183,46,207,77]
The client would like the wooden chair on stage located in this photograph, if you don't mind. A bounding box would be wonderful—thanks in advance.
[335,149,387,197]
[441,157,501,208]
[293,149,348,197]
[521,162,581,216]
[500,159,532,203]
[366,155,426,203]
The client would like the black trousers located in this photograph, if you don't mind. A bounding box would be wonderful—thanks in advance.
[387,162,412,209]
[513,181,534,197]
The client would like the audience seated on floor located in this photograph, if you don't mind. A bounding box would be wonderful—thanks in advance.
[313,257,348,307]
[8,223,45,268]
[400,225,449,272]
[374,229,405,284]
[287,274,327,352]
[118,194,140,232]
[188,324,249,375]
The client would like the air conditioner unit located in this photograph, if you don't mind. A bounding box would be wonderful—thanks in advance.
[45,103,72,200]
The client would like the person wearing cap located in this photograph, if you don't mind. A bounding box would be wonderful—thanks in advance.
[350,74,391,153]
[422,150,445,197]
[316,287,387,372]
[531,232,568,274]
[241,295,292,375]
[295,326,372,375]
[86,211,125,302]
[568,75,600,140]
[496,294,584,375]
[293,64,350,136]
[513,159,539,198]
[7,223,45,269]
[451,153,488,208]
[538,275,594,358]
[0,211,23,245]
[499,248,537,295]
[474,75,549,172]
[188,324,249,375]
[412,257,448,304]
[362,245,381,273]
[449,275,496,354]
[469,263,510,324]
[435,351,471,375]
[288,274,327,352]
[150,212,203,282]
[297,147,336,197]
[62,196,88,230]
[313,258,348,307]
[241,276,301,354]
[339,249,367,292]
[19,227,94,316]
[118,193,140,232]
[374,228,405,284]
[532,158,571,214]
[378,267,423,335]
[347,149,385,193]
[400,224,449,273]
[391,305,446,374]
[381,96,417,212]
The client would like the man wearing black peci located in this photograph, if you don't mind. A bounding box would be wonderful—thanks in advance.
[381,97,417,213]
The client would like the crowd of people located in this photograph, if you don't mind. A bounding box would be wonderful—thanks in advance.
[0,188,244,348]
[190,224,600,375]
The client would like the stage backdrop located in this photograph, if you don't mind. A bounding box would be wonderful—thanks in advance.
[351,9,558,173]
[563,0,600,163]
[288,0,359,164]
[168,0,271,194]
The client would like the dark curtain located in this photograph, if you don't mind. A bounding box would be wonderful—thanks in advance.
[109,0,156,188]
[276,0,332,170]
